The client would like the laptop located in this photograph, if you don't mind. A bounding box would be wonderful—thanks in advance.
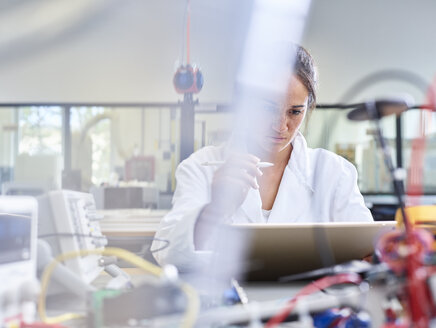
[231,221,397,281]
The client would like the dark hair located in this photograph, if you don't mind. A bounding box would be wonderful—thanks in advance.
[293,45,317,111]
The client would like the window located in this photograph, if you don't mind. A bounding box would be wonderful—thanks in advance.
[19,106,62,155]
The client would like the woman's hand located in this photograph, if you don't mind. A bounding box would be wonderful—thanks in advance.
[195,153,263,250]
[206,153,263,218]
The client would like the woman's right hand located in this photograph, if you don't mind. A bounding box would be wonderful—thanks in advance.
[195,153,263,249]
[205,153,263,219]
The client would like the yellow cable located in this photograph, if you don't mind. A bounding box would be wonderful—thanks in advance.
[179,283,200,328]
[38,247,199,327]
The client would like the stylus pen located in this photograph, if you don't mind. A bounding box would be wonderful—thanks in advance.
[201,161,274,168]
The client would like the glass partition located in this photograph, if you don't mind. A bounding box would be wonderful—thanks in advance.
[0,105,235,208]
[305,107,436,195]
[1,104,436,206]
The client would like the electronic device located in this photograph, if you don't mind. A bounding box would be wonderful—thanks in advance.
[88,282,186,327]
[173,64,203,94]
[125,156,155,182]
[2,181,48,197]
[0,196,38,324]
[232,221,397,281]
[14,154,62,191]
[38,190,107,283]
[0,166,13,189]
[91,185,159,209]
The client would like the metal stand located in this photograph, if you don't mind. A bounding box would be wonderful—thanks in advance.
[365,101,410,231]
[179,93,197,162]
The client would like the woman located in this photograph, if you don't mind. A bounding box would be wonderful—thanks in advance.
[152,46,373,270]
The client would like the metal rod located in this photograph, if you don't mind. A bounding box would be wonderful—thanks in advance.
[63,106,72,172]
[396,115,403,168]
[0,102,433,111]
[367,101,410,232]
[179,93,196,162]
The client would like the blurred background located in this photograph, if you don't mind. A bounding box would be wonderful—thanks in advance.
[0,0,435,218]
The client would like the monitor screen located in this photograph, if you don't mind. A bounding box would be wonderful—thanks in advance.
[0,213,32,265]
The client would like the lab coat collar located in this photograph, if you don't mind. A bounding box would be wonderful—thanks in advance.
[237,188,264,223]
[288,132,315,193]
[226,131,314,192]
[226,131,312,184]
[267,132,315,223]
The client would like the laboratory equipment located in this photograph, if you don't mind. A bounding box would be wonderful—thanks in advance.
[38,190,107,283]
[125,156,155,182]
[0,196,38,325]
[14,154,62,191]
[91,185,159,209]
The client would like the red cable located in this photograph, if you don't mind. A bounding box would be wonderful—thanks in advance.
[375,227,436,327]
[402,76,436,327]
[265,273,362,328]
[375,228,433,274]
[406,77,436,200]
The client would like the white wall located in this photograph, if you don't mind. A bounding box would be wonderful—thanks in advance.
[304,0,436,103]
[2,0,436,169]
[0,0,251,104]
[302,0,436,147]
[1,1,434,105]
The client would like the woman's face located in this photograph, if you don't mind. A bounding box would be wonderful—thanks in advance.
[252,75,309,154]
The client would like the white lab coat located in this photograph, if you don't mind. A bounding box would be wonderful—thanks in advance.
[152,132,373,270]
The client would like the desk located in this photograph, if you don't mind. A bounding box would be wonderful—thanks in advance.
[95,211,385,326]
[242,282,306,302]
[98,209,167,265]
[98,212,339,303]
[47,264,386,327]
[98,209,167,237]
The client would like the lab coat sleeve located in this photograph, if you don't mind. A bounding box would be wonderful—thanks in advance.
[152,156,212,271]
[332,158,373,222]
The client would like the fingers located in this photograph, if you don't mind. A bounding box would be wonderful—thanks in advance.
[215,166,260,190]
[222,153,263,178]
[210,174,254,212]
[210,153,262,214]
[214,168,259,190]
[224,169,259,190]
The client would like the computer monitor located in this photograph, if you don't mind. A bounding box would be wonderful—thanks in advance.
[0,197,38,323]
